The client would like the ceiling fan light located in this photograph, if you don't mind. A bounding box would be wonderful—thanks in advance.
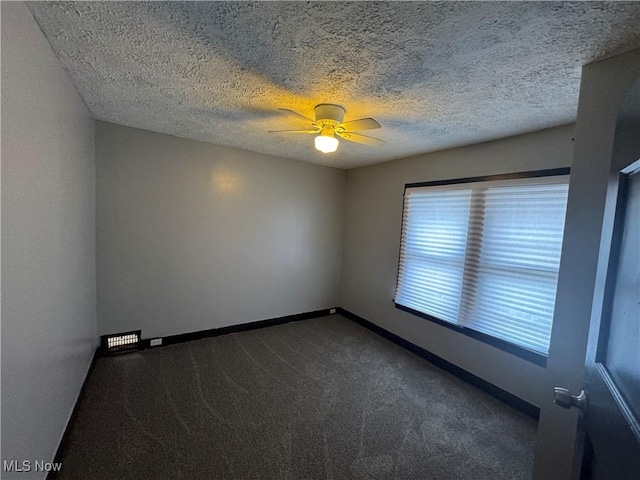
[315,134,339,153]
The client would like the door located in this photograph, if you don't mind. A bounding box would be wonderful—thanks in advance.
[533,51,640,480]
[578,81,640,478]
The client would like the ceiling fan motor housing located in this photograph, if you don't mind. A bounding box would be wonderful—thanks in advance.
[315,104,346,125]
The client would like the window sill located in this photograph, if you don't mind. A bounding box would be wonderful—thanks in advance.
[394,303,548,367]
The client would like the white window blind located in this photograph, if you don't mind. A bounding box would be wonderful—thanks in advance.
[395,175,569,355]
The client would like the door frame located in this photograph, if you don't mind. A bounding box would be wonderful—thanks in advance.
[532,48,640,480]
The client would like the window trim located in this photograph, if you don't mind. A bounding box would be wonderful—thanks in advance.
[404,168,570,189]
[395,167,570,367]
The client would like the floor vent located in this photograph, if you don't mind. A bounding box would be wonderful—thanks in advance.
[101,330,141,356]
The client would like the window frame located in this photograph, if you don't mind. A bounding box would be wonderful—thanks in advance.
[394,167,571,367]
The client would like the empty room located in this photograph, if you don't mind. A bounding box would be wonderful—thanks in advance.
[2,1,639,479]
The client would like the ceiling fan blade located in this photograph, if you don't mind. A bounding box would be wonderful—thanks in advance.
[268,129,319,134]
[278,108,315,124]
[337,131,386,147]
[338,118,381,131]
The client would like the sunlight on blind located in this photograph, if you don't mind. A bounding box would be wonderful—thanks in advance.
[395,189,472,324]
[458,183,568,353]
[395,177,569,355]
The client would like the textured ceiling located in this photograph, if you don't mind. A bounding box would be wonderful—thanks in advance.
[28,2,640,169]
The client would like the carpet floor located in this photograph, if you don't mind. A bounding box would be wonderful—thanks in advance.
[56,315,537,479]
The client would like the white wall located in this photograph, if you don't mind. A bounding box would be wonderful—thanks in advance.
[96,122,345,338]
[340,124,575,407]
[1,2,97,478]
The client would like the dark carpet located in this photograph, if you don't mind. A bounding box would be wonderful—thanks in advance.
[56,315,537,479]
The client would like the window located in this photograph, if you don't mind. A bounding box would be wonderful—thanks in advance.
[395,170,569,359]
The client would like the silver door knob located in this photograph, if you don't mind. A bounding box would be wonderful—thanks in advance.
[554,387,588,413]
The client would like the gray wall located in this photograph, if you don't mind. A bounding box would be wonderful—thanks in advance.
[96,122,345,338]
[1,2,97,477]
[340,124,575,407]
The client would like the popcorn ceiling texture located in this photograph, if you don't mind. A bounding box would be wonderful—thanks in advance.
[28,1,640,169]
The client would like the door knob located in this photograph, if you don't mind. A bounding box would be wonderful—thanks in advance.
[554,387,588,413]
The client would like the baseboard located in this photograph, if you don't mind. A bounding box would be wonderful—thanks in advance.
[47,347,99,480]
[336,307,540,420]
[140,308,335,349]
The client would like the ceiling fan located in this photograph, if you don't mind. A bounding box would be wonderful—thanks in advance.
[269,104,386,153]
